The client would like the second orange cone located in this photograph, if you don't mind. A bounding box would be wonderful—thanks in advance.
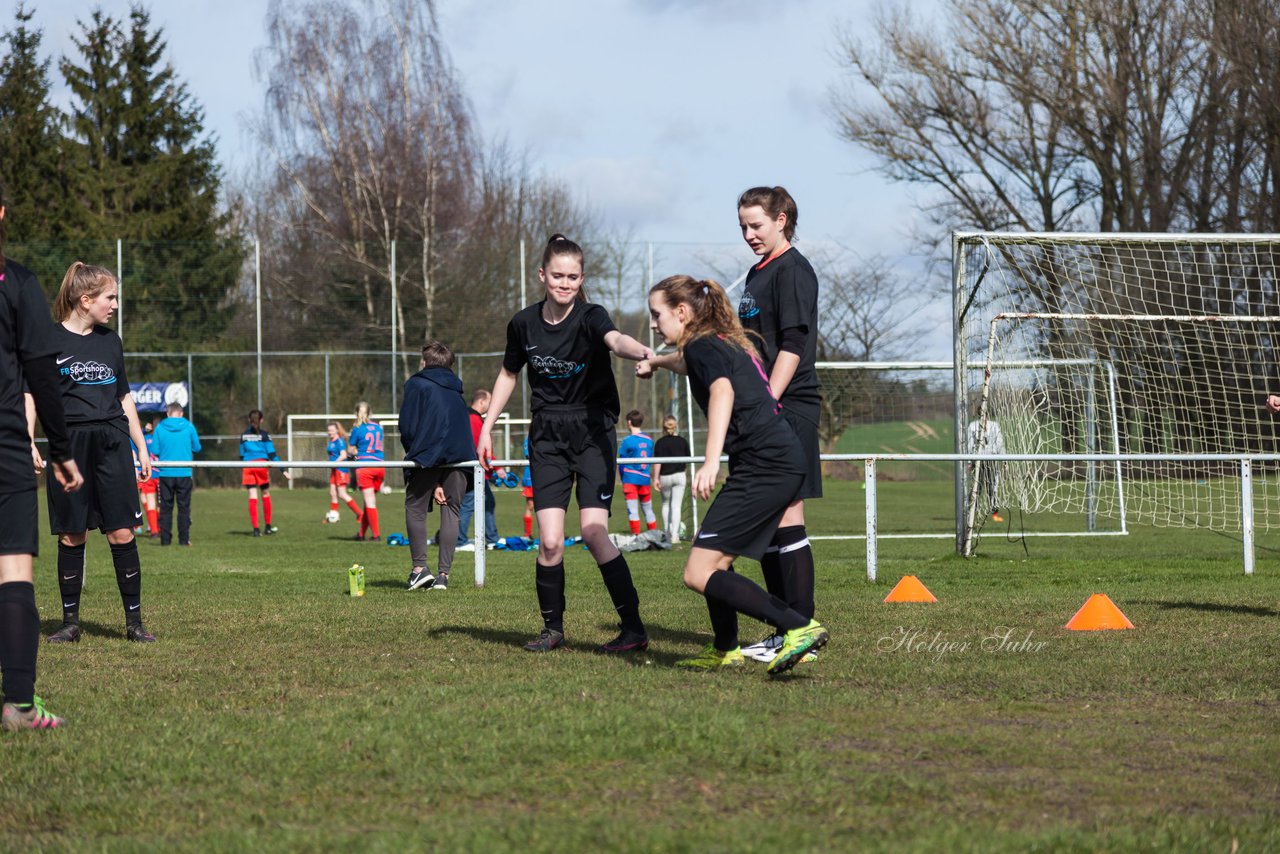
[883,575,938,603]
[1065,593,1134,630]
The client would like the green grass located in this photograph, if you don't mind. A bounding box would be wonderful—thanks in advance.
[3,485,1278,852]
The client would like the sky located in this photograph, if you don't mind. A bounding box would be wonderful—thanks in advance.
[27,0,952,352]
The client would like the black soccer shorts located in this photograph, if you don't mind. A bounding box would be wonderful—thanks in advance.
[0,488,39,555]
[528,406,617,513]
[46,423,141,534]
[692,462,804,560]
[783,406,824,501]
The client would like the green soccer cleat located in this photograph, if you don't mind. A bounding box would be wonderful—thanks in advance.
[675,644,745,670]
[766,620,829,676]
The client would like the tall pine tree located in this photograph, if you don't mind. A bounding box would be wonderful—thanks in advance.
[60,6,243,352]
[0,3,72,241]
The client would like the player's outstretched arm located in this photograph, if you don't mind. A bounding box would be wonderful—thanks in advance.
[637,351,687,378]
[477,368,519,467]
[603,329,655,362]
[694,378,732,501]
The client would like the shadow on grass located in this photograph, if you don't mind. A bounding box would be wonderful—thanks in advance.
[38,617,125,640]
[423,622,759,668]
[426,623,547,649]
[1137,599,1279,617]
[367,578,410,591]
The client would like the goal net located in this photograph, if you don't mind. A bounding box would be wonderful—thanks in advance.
[956,232,1280,548]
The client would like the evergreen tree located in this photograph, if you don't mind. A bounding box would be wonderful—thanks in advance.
[60,5,244,353]
[0,3,71,241]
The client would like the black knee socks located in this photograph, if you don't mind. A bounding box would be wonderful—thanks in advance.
[774,525,816,620]
[597,554,645,635]
[535,561,566,633]
[110,539,143,625]
[57,541,86,623]
[703,570,807,633]
[0,581,40,706]
[707,564,739,651]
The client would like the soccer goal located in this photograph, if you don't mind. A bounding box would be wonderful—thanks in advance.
[954,231,1280,554]
[815,360,1122,543]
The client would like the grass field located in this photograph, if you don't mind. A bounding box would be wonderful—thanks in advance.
[2,484,1278,852]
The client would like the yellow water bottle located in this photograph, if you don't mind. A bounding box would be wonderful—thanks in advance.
[348,563,365,597]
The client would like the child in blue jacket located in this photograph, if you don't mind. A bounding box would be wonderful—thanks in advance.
[399,340,476,591]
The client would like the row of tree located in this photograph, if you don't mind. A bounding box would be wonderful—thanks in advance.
[834,0,1280,236]
[0,0,947,441]
[0,3,240,353]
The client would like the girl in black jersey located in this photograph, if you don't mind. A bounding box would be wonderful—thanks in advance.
[477,235,655,653]
[28,263,156,645]
[735,186,822,664]
[0,194,83,732]
[639,275,828,675]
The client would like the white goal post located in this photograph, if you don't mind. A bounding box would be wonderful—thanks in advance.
[954,231,1280,553]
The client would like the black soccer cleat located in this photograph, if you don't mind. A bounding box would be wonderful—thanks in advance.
[596,629,649,654]
[47,622,81,644]
[523,628,565,652]
[264,525,279,535]
[252,527,261,537]
[126,623,157,643]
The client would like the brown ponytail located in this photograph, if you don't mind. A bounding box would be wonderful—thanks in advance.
[649,275,758,357]
[53,262,117,322]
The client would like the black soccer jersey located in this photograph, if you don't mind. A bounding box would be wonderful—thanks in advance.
[738,247,821,417]
[0,260,59,491]
[502,300,620,415]
[683,334,805,473]
[46,324,129,424]
[653,434,691,476]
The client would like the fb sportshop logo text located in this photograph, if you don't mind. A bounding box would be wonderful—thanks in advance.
[61,360,115,385]
[877,627,1047,663]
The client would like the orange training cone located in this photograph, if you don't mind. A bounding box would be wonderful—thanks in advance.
[1064,593,1134,631]
[883,575,938,603]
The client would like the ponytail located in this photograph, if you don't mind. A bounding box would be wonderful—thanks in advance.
[53,262,117,322]
[649,275,758,356]
[738,186,798,242]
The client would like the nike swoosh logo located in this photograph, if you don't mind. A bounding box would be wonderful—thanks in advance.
[61,575,76,581]
[698,532,718,539]
[135,511,143,518]
[128,603,140,610]
[56,355,73,365]
[125,571,138,579]
[526,345,537,350]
